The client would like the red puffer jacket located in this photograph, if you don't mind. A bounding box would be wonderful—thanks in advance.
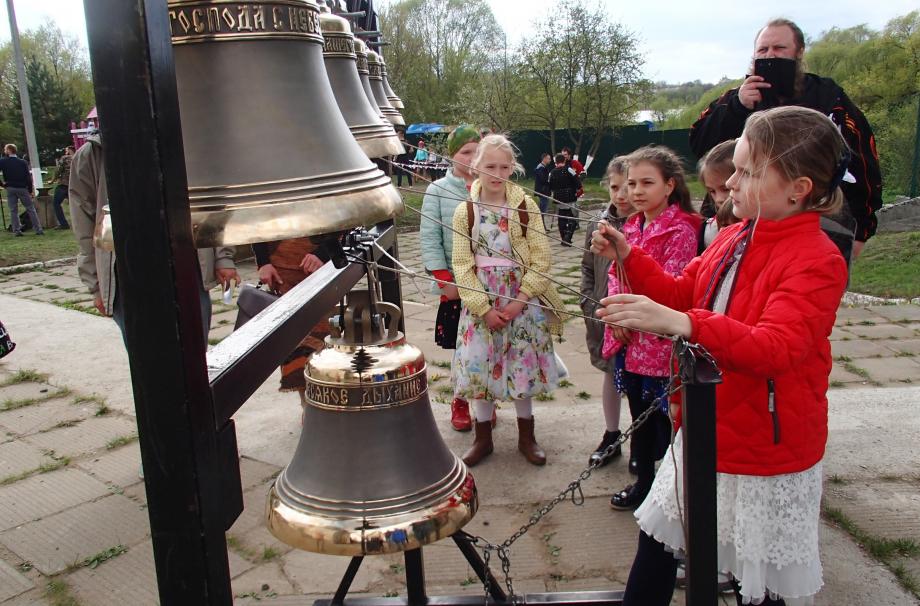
[624,212,847,476]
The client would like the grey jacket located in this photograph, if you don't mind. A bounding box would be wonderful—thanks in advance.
[69,135,234,315]
[419,168,469,293]
[580,205,617,372]
[69,136,115,315]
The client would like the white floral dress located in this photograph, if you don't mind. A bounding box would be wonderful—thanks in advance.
[452,206,558,401]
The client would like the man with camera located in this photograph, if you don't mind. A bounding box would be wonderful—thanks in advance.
[689,18,882,260]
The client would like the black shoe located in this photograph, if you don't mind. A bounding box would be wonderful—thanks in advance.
[35,230,44,235]
[14,232,23,237]
[628,453,638,476]
[55,224,70,230]
[610,483,647,511]
[589,430,622,467]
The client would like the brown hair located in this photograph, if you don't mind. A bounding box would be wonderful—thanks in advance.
[601,156,628,187]
[743,106,847,215]
[4,144,16,155]
[626,146,695,215]
[698,139,736,184]
[715,194,741,229]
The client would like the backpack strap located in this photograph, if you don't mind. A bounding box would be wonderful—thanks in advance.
[518,199,529,238]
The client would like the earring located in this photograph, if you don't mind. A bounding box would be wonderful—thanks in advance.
[789,197,797,206]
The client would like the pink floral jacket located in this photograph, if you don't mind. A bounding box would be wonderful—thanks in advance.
[601,204,699,376]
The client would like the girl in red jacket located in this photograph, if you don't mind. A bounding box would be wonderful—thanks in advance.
[602,147,700,511]
[592,106,849,605]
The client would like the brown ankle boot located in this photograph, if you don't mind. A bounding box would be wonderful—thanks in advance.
[517,416,546,466]
[462,421,494,467]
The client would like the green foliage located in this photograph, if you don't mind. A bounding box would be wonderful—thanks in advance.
[806,12,920,195]
[850,232,920,299]
[0,22,94,167]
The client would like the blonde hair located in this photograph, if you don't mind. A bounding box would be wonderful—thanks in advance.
[471,133,524,177]
[626,146,696,216]
[743,106,846,215]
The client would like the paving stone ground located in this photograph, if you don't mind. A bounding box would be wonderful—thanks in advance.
[0,229,918,604]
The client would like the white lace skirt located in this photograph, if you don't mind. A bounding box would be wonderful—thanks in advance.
[636,431,824,605]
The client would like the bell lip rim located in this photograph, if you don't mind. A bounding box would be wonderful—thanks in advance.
[266,468,478,556]
[186,184,403,248]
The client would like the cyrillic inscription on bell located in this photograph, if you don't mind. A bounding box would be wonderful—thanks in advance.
[366,50,405,127]
[319,12,403,159]
[267,291,478,556]
[165,0,403,247]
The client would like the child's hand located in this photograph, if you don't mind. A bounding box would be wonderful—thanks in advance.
[484,308,509,331]
[590,221,631,261]
[501,297,527,321]
[597,294,692,338]
[610,325,633,344]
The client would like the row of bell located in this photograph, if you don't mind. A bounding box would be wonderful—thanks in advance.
[162,0,409,248]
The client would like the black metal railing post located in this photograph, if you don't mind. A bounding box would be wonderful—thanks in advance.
[679,343,721,606]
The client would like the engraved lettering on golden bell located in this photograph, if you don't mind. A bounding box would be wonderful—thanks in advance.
[168,0,323,44]
[323,35,355,56]
[306,375,426,410]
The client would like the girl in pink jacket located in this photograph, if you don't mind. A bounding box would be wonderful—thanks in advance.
[604,146,700,511]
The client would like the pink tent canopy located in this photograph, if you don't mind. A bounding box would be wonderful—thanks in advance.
[86,107,98,119]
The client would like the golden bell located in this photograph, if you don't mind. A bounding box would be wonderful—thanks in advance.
[164,0,402,248]
[353,39,387,124]
[319,13,403,159]
[365,50,405,127]
[378,55,405,110]
[267,290,477,556]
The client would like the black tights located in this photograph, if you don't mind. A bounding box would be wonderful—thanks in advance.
[624,374,671,496]
[621,532,787,606]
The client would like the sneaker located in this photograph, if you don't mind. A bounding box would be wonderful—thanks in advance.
[14,232,23,237]
[450,398,472,432]
[55,224,70,230]
[589,430,622,467]
[35,230,44,236]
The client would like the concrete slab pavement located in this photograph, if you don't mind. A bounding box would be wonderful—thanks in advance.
[0,230,918,604]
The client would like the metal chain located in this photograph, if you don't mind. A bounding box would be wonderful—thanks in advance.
[463,377,681,604]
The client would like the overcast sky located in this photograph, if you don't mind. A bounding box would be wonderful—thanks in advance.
[2,0,917,83]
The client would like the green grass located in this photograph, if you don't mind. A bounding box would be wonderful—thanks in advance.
[44,579,80,606]
[576,391,591,400]
[2,369,48,385]
[0,455,70,486]
[106,434,138,450]
[850,232,920,299]
[78,544,128,569]
[1,387,72,411]
[0,213,79,267]
[51,299,102,316]
[824,504,920,597]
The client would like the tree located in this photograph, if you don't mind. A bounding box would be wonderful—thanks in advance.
[379,0,503,125]
[0,21,94,167]
[517,3,649,156]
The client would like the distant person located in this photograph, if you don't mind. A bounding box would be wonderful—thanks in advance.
[533,152,552,215]
[395,134,414,187]
[52,146,75,230]
[547,153,580,245]
[689,17,882,262]
[562,146,586,200]
[0,143,43,236]
[413,139,429,181]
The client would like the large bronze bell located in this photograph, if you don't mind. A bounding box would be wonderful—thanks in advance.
[354,39,387,124]
[164,0,402,247]
[378,54,405,110]
[267,290,477,556]
[319,13,403,159]
[366,50,405,127]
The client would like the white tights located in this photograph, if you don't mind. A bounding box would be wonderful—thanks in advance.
[472,397,533,421]
[602,372,622,433]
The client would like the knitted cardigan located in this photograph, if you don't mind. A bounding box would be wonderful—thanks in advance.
[451,180,566,336]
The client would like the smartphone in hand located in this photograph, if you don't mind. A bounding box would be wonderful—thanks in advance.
[754,58,796,99]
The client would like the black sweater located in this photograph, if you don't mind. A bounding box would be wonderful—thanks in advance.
[0,156,33,189]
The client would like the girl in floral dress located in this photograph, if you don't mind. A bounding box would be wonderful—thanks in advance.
[450,134,566,467]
